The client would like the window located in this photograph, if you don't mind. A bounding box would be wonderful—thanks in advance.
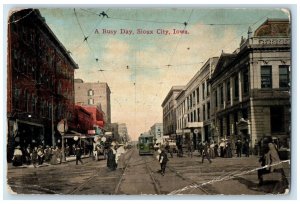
[202,83,205,100]
[279,65,290,88]
[88,89,94,96]
[234,75,239,98]
[203,104,206,121]
[194,110,196,122]
[197,108,200,122]
[220,85,224,105]
[196,87,199,103]
[207,102,210,119]
[270,106,284,132]
[215,90,218,108]
[207,81,210,97]
[243,69,249,94]
[192,91,196,106]
[88,98,94,105]
[261,65,272,88]
[226,80,231,102]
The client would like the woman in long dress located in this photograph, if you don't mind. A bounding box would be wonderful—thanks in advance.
[12,146,23,166]
[107,144,117,170]
[116,145,126,169]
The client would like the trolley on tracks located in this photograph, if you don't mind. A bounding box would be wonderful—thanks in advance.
[138,133,155,155]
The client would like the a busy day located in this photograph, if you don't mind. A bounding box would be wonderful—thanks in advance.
[5,7,291,196]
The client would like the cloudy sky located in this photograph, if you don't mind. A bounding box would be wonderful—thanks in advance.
[39,8,289,140]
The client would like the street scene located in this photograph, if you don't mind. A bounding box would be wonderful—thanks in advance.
[6,8,291,196]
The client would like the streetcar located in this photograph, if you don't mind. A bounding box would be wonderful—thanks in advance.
[138,133,155,155]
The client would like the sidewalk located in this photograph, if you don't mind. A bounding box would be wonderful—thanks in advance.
[7,155,91,169]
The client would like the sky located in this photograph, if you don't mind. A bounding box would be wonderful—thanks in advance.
[37,8,289,140]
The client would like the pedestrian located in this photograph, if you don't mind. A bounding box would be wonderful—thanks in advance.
[12,145,23,166]
[57,146,63,164]
[201,143,212,164]
[107,143,117,170]
[65,145,70,157]
[214,142,219,157]
[159,149,169,176]
[209,141,215,159]
[31,147,38,167]
[198,142,204,157]
[236,140,242,157]
[257,142,289,191]
[24,144,32,165]
[44,145,51,163]
[75,145,83,165]
[50,146,58,165]
[225,141,232,158]
[219,139,226,157]
[37,146,44,165]
[187,139,193,158]
[244,139,250,157]
[116,144,126,170]
[165,140,173,158]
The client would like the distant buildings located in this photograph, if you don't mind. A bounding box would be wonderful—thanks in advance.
[162,19,291,151]
[74,79,111,130]
[150,123,163,142]
[7,9,78,160]
[161,86,185,138]
[118,123,129,143]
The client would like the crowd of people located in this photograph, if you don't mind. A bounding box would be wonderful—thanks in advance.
[11,139,129,169]
[12,144,65,167]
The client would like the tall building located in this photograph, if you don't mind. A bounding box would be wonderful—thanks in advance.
[175,58,219,148]
[161,86,185,139]
[209,19,291,149]
[74,79,111,129]
[7,9,78,160]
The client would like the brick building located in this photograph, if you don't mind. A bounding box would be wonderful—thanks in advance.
[74,79,111,130]
[7,9,78,161]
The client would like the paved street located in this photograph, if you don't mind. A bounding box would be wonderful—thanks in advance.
[6,148,290,195]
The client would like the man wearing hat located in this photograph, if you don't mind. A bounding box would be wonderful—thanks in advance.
[12,145,23,166]
[236,140,242,157]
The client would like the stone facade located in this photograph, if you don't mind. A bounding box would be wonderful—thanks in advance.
[210,19,291,149]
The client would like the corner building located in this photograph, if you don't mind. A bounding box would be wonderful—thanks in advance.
[210,19,291,149]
